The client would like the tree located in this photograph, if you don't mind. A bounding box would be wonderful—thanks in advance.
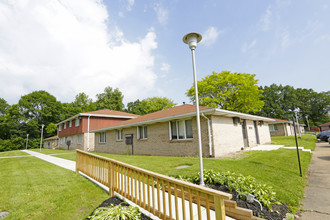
[0,98,9,116]
[258,84,297,119]
[127,97,176,115]
[95,87,124,111]
[186,71,264,113]
[72,92,95,112]
[18,90,62,125]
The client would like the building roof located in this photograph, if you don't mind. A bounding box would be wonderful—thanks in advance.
[92,104,274,133]
[320,122,330,126]
[44,136,58,140]
[268,118,292,124]
[56,109,138,125]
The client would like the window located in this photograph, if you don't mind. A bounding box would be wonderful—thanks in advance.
[137,126,147,139]
[69,121,72,127]
[59,124,62,131]
[170,119,193,140]
[116,130,123,141]
[63,123,66,129]
[99,132,106,143]
[269,124,278,131]
[75,118,80,127]
[77,135,82,144]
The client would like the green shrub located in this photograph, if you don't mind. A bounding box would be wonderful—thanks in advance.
[89,203,141,220]
[178,169,277,209]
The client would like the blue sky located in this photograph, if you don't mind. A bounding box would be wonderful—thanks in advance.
[0,0,329,105]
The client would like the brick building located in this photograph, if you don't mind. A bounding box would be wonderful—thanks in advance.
[56,109,138,151]
[92,104,274,157]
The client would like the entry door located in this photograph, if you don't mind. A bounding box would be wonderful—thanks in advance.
[253,121,260,144]
[241,119,249,147]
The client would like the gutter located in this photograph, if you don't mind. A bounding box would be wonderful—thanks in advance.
[201,113,213,157]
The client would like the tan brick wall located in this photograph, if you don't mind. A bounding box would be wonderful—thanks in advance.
[211,116,244,157]
[270,124,286,136]
[94,117,210,157]
[258,123,271,144]
[58,134,87,150]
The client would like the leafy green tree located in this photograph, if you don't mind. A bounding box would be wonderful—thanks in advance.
[72,92,95,112]
[18,90,62,125]
[127,97,176,115]
[0,98,9,116]
[258,84,297,119]
[45,123,57,137]
[95,86,124,111]
[186,71,264,113]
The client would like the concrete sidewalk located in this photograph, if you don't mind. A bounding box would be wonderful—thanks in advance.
[299,141,330,219]
[22,150,76,171]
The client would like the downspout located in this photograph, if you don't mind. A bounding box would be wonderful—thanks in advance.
[284,123,287,136]
[57,126,59,149]
[87,115,91,151]
[201,113,213,157]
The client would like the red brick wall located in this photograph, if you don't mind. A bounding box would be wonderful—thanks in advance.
[58,116,132,137]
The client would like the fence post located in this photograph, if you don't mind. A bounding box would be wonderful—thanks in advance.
[76,151,79,174]
[214,195,226,220]
[109,161,114,196]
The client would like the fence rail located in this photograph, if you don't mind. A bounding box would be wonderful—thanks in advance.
[76,150,261,220]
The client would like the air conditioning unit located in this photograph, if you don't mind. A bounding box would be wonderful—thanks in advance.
[233,117,240,125]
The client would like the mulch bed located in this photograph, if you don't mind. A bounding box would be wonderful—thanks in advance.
[209,184,288,220]
[86,196,153,220]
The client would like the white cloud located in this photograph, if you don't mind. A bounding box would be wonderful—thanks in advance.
[242,40,257,53]
[201,27,222,47]
[260,5,272,31]
[154,3,168,25]
[280,29,290,49]
[0,0,158,104]
[126,0,135,11]
[160,63,170,72]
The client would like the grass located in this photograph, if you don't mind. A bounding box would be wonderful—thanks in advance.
[0,154,108,219]
[0,150,29,157]
[29,148,76,155]
[271,134,317,150]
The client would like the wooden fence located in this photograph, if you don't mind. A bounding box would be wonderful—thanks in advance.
[76,150,261,220]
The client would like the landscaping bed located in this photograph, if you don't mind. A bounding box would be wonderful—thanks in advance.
[209,184,288,220]
[86,196,153,220]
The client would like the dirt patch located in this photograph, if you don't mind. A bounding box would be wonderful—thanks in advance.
[209,184,288,220]
[86,196,153,220]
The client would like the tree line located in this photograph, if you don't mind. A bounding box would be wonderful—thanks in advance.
[0,87,175,152]
[1,71,329,152]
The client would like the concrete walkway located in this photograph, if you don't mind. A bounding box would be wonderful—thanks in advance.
[22,150,76,171]
[299,141,330,219]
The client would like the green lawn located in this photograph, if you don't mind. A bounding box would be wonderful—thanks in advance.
[272,134,316,150]
[0,150,29,157]
[32,134,315,212]
[29,148,76,155]
[0,155,108,219]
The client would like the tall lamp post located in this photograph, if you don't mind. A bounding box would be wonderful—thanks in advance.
[294,109,301,138]
[183,32,204,186]
[40,124,45,152]
[25,134,29,150]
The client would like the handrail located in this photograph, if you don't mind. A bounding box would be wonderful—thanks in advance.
[76,149,260,220]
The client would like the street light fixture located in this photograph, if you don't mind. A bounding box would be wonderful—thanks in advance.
[183,32,204,186]
[40,124,45,152]
[26,134,29,150]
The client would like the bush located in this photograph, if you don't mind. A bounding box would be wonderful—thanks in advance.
[177,169,277,209]
[89,203,141,220]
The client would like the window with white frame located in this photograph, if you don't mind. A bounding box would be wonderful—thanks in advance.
[116,130,123,141]
[170,119,193,140]
[69,120,72,127]
[99,132,106,143]
[269,124,278,131]
[77,134,82,144]
[59,124,62,131]
[137,126,147,139]
[63,123,66,129]
[75,118,80,127]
